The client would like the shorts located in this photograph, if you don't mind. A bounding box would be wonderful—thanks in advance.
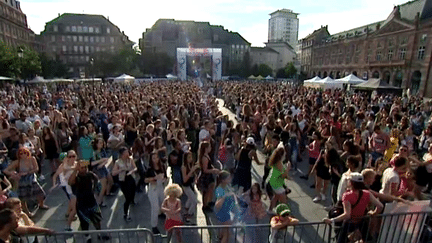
[309,157,317,165]
[272,186,286,195]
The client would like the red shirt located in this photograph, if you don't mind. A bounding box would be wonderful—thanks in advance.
[342,190,370,221]
[308,140,320,159]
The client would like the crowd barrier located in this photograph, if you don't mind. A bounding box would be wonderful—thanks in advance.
[167,221,332,243]
[167,211,432,243]
[18,228,155,243]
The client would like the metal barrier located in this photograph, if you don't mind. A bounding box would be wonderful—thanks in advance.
[17,228,155,243]
[167,221,333,243]
[334,211,432,243]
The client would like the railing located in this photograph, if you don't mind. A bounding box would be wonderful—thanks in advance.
[167,211,432,243]
[17,228,155,243]
[167,221,333,243]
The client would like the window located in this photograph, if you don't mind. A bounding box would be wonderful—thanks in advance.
[95,27,100,33]
[77,26,82,32]
[78,36,83,42]
[377,42,382,49]
[52,46,56,52]
[96,46,100,52]
[73,36,77,42]
[73,46,78,53]
[388,49,393,60]
[51,35,55,42]
[106,27,110,34]
[85,46,89,53]
[110,46,115,52]
[110,37,114,43]
[88,27,93,33]
[83,26,88,33]
[62,45,66,52]
[376,51,382,61]
[85,56,90,62]
[67,35,71,42]
[90,36,94,43]
[421,34,427,42]
[101,37,105,43]
[65,26,70,32]
[95,36,99,42]
[80,56,85,62]
[53,25,58,32]
[84,36,88,42]
[418,46,426,60]
[71,26,76,32]
[400,37,408,45]
[90,46,94,53]
[388,39,394,47]
[79,46,83,53]
[399,48,406,60]
[61,35,65,42]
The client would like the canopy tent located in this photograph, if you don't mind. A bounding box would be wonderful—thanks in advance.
[114,74,135,83]
[166,74,178,80]
[256,75,264,80]
[265,75,274,80]
[248,75,256,80]
[335,74,365,84]
[75,78,102,82]
[0,76,13,81]
[318,77,343,89]
[47,78,74,83]
[354,78,401,90]
[27,76,46,84]
[303,76,322,88]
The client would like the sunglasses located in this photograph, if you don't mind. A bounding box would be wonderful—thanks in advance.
[68,155,77,158]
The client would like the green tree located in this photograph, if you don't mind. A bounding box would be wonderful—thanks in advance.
[40,53,69,78]
[0,42,17,78]
[276,68,287,78]
[257,64,272,77]
[140,52,174,76]
[0,43,41,79]
[20,47,41,80]
[285,62,297,78]
[251,64,259,76]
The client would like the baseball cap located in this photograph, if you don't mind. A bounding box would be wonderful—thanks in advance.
[275,203,291,216]
[246,137,255,146]
[349,172,364,183]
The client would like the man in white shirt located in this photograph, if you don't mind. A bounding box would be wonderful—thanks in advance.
[199,120,212,142]
[380,156,408,196]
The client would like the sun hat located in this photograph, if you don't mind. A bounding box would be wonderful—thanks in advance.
[349,172,364,183]
[275,203,291,216]
[246,137,255,146]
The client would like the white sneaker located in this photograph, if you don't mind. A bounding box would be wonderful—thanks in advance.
[321,193,326,201]
[312,196,321,203]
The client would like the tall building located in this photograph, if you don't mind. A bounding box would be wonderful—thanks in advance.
[299,0,432,97]
[139,19,250,76]
[40,13,133,77]
[0,0,35,47]
[268,9,299,49]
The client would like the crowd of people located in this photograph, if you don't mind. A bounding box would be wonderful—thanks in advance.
[0,80,430,243]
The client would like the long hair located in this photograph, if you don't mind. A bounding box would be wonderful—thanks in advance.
[268,147,285,167]
[325,148,341,167]
[78,126,87,139]
[198,141,211,168]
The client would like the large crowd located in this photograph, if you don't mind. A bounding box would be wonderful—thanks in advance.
[0,80,431,243]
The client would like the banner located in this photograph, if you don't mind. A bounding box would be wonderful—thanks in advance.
[378,200,432,243]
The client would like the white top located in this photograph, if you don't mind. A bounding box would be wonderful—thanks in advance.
[337,171,351,201]
[380,168,400,195]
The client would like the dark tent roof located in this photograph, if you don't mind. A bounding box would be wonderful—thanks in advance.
[354,78,402,90]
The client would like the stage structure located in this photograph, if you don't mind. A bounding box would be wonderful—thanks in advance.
[176,48,222,81]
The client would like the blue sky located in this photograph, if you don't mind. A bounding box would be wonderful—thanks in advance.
[21,0,409,47]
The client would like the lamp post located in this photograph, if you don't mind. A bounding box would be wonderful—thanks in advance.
[17,47,23,80]
[90,58,94,82]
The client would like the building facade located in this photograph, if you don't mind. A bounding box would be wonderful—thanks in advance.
[268,9,299,51]
[0,0,35,47]
[299,0,432,97]
[40,13,132,77]
[250,42,297,75]
[139,19,250,76]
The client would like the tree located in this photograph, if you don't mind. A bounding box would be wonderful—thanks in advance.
[251,64,259,76]
[0,43,41,80]
[257,64,272,77]
[285,62,297,78]
[240,51,251,77]
[20,47,41,80]
[276,68,287,78]
[139,52,174,77]
[40,53,69,78]
[0,42,17,78]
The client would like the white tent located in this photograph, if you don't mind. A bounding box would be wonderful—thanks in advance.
[166,74,177,80]
[0,76,13,81]
[318,77,343,89]
[114,74,135,83]
[304,76,322,88]
[265,75,274,80]
[27,76,46,84]
[335,74,365,85]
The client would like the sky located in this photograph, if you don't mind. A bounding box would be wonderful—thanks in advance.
[21,0,410,47]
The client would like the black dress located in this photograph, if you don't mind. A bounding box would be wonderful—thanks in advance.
[233,147,252,191]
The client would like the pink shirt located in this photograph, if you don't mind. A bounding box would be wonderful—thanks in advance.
[342,190,370,221]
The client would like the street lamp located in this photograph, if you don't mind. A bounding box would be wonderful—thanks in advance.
[90,58,94,82]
